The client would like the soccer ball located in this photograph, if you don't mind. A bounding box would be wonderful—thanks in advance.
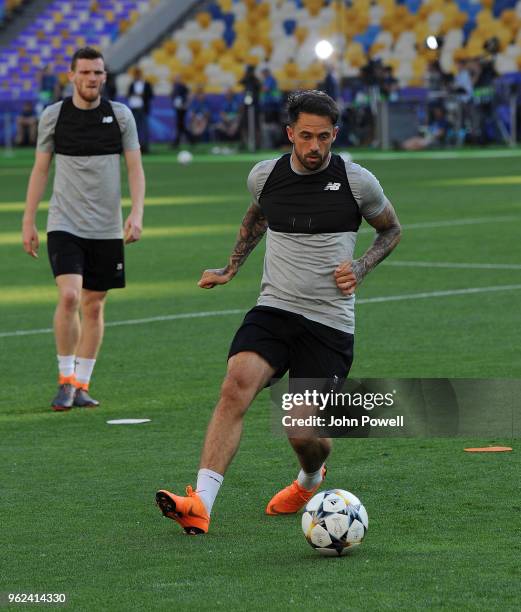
[302,489,368,557]
[177,150,193,165]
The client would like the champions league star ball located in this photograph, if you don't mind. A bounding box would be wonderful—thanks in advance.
[177,150,193,165]
[302,489,368,557]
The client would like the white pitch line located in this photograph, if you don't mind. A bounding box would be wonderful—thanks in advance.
[356,284,521,304]
[384,260,521,270]
[2,284,521,339]
[359,214,520,234]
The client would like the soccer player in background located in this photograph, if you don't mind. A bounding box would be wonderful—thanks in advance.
[22,47,145,411]
[156,90,401,535]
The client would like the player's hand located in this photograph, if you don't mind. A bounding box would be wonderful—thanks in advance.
[124,212,142,244]
[22,223,39,258]
[198,266,235,289]
[334,260,357,295]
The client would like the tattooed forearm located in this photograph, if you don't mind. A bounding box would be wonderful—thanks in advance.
[226,203,268,276]
[352,203,401,284]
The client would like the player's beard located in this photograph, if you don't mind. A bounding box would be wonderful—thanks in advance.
[78,83,102,103]
[294,148,328,171]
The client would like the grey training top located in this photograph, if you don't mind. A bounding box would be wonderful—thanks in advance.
[247,155,388,334]
[37,99,140,239]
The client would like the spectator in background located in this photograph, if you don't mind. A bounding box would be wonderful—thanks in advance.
[319,65,339,101]
[452,59,474,103]
[39,65,60,109]
[15,101,38,146]
[188,87,211,142]
[400,106,450,151]
[127,67,154,153]
[171,75,192,147]
[425,60,448,96]
[215,89,240,142]
[260,68,282,149]
[103,68,117,100]
[380,66,398,102]
[239,64,261,149]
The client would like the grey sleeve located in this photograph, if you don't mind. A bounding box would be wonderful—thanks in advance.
[36,102,62,153]
[111,102,140,151]
[247,158,278,205]
[346,161,388,220]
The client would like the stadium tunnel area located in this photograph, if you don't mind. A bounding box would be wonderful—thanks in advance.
[1,0,521,147]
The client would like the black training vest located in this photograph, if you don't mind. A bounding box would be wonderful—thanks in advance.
[258,153,361,234]
[54,97,123,156]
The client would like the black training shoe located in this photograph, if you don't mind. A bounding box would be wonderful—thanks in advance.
[73,388,100,408]
[51,384,75,411]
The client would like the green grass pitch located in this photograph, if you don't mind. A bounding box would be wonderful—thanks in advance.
[0,148,520,610]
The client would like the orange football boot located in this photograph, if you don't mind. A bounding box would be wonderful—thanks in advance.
[156,486,210,535]
[265,465,327,515]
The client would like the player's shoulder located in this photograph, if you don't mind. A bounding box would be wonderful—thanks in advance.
[108,100,132,117]
[108,100,134,124]
[247,157,281,202]
[40,100,64,121]
[249,156,280,175]
[343,158,381,191]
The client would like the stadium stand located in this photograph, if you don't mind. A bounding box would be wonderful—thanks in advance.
[0,0,520,148]
[0,0,156,101]
[119,0,521,97]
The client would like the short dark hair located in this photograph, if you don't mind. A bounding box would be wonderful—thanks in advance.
[70,47,105,71]
[286,90,339,125]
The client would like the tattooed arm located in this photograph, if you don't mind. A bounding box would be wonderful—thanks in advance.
[198,203,268,289]
[334,201,402,296]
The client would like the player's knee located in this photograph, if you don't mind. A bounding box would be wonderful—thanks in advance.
[82,299,104,321]
[59,288,81,311]
[220,371,254,410]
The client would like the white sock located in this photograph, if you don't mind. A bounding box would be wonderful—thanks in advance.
[57,355,75,378]
[75,357,96,385]
[297,464,324,491]
[196,468,223,515]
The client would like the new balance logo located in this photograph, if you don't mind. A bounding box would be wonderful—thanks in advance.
[324,182,341,191]
[102,116,114,124]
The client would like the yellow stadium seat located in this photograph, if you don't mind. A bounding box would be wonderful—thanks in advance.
[295,26,309,45]
[218,0,232,12]
[234,19,249,37]
[196,12,211,29]
[200,47,217,64]
[257,3,270,19]
[163,40,178,56]
[211,38,227,54]
[152,49,168,65]
[245,55,260,66]
[187,40,203,55]
[285,61,299,79]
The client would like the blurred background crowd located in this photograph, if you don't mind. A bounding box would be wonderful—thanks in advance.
[1,0,520,151]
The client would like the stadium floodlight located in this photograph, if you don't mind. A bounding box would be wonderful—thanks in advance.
[426,35,439,50]
[315,39,334,60]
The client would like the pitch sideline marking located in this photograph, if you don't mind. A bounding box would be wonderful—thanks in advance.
[384,260,521,270]
[2,283,521,339]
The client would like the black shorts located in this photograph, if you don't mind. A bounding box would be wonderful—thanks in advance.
[228,306,354,385]
[47,231,125,292]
